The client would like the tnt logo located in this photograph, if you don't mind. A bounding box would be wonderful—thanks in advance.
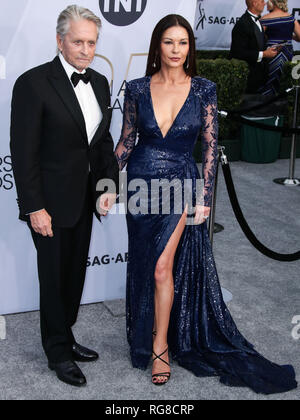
[99,0,147,26]
[293,8,300,23]
[0,55,6,79]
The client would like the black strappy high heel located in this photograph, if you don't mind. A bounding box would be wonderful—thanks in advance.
[152,347,171,386]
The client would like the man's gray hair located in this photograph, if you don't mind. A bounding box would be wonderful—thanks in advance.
[57,4,102,40]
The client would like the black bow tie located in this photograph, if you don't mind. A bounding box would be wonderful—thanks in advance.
[255,15,262,21]
[71,69,91,87]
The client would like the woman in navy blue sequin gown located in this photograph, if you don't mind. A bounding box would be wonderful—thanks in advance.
[114,15,297,393]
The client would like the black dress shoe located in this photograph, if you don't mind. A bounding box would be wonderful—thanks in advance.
[48,360,87,387]
[72,343,99,362]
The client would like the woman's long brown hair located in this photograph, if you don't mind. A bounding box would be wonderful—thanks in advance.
[146,14,197,78]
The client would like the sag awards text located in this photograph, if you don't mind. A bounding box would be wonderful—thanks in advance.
[87,253,128,267]
[0,156,14,190]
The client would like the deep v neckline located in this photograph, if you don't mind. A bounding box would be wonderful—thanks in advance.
[148,76,192,140]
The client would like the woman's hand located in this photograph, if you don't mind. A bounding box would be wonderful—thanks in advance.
[98,193,117,216]
[194,205,210,225]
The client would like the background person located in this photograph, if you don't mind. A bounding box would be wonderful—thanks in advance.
[231,0,279,94]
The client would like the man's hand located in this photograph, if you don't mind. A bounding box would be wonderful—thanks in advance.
[30,209,53,237]
[98,193,117,217]
[194,205,210,225]
[263,47,279,59]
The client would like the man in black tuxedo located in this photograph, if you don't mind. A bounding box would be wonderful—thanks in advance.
[231,0,279,93]
[10,5,119,387]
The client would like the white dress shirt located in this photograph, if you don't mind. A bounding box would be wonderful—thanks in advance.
[247,10,264,63]
[59,53,102,144]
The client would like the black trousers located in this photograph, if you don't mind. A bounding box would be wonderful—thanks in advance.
[28,185,93,363]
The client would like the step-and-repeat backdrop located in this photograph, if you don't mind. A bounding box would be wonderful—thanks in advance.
[194,0,300,50]
[1,0,299,315]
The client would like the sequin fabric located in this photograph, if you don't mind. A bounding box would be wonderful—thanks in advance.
[114,76,297,394]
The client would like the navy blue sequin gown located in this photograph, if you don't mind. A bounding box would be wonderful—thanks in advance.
[115,76,297,394]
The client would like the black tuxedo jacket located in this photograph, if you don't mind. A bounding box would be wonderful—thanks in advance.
[10,56,119,227]
[230,11,269,93]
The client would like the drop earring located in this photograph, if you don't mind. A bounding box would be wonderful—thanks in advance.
[152,53,158,68]
[185,54,190,69]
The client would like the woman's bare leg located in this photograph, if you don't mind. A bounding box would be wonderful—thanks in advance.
[152,211,187,383]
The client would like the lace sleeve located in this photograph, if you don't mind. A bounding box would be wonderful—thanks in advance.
[115,82,138,170]
[201,83,219,208]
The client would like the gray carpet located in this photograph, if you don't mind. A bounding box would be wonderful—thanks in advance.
[0,159,299,400]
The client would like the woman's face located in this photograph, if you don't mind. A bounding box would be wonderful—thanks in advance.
[159,25,190,71]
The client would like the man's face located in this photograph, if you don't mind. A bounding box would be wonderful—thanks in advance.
[254,0,266,14]
[57,19,98,72]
